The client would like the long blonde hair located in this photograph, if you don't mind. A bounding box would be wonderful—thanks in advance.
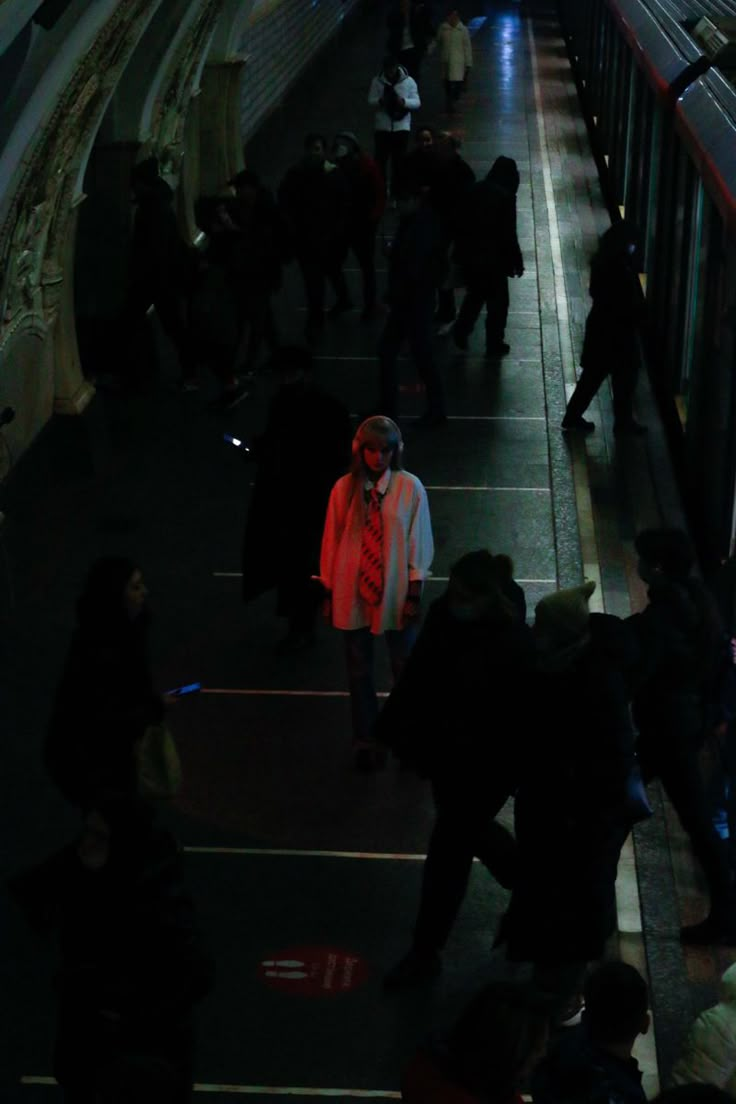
[350,416,404,478]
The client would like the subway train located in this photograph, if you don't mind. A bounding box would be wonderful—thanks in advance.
[556,0,736,566]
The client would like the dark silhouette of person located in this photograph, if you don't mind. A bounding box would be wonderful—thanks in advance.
[121,157,199,388]
[241,346,353,653]
[562,220,646,435]
[379,550,533,988]
[11,797,213,1103]
[377,184,448,427]
[499,582,638,1020]
[278,135,350,345]
[429,130,476,327]
[452,156,523,358]
[533,961,649,1104]
[402,981,550,1103]
[45,558,165,810]
[627,528,735,944]
[329,131,386,319]
[386,0,436,80]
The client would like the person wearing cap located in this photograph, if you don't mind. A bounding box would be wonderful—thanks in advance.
[499,581,638,1021]
[626,527,735,945]
[379,549,533,989]
[240,346,352,654]
[328,132,386,320]
[368,55,421,202]
[318,416,434,771]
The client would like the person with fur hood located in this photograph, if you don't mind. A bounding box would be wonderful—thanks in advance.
[671,964,736,1094]
[368,55,421,201]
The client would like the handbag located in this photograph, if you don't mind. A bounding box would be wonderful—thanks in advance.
[135,724,182,800]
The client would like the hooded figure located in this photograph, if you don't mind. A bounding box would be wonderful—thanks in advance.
[452,156,524,358]
[672,964,736,1093]
[368,56,421,199]
[45,558,165,808]
[498,582,639,1012]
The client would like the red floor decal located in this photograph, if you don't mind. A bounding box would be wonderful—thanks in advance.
[258,946,369,996]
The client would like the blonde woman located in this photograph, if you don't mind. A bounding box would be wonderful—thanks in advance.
[319,416,434,770]
[439,10,472,114]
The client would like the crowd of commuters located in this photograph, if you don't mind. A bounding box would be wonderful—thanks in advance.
[10,2,736,1099]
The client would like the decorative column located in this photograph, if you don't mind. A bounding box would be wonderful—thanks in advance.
[50,196,95,415]
[198,57,247,194]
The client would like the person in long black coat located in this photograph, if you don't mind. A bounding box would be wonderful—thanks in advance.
[562,220,646,436]
[452,156,524,358]
[499,582,638,1018]
[11,797,214,1103]
[45,558,165,810]
[386,0,436,80]
[627,527,735,945]
[241,346,353,653]
[377,550,534,989]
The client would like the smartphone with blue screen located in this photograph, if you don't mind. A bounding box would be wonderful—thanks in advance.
[166,682,202,697]
[223,434,250,451]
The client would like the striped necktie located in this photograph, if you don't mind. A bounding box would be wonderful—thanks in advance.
[359,487,384,606]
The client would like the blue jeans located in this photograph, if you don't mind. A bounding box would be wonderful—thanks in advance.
[344,626,417,748]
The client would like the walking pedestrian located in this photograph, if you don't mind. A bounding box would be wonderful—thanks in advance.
[329,132,386,320]
[241,346,353,654]
[627,527,735,944]
[386,0,436,81]
[369,55,421,202]
[318,416,434,771]
[562,220,647,435]
[278,135,350,344]
[452,156,524,358]
[377,184,448,426]
[438,10,473,114]
[379,550,533,989]
[431,131,476,328]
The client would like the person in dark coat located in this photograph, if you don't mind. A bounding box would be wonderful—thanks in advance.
[45,558,166,810]
[377,184,448,427]
[379,550,533,989]
[402,981,550,1104]
[626,528,736,944]
[11,797,214,1103]
[562,220,646,436]
[386,0,436,80]
[430,131,476,327]
[241,346,353,653]
[499,582,638,1018]
[121,157,199,388]
[532,962,649,1104]
[452,156,524,358]
[329,131,386,320]
[278,135,350,344]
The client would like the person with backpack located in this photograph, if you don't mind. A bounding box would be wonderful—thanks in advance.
[368,55,421,202]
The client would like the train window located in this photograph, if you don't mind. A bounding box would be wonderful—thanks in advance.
[680,177,705,405]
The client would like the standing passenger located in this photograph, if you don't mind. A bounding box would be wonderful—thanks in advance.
[386,0,436,81]
[369,55,421,202]
[329,132,386,320]
[438,10,473,115]
[319,417,434,771]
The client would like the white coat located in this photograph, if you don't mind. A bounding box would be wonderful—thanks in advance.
[438,21,472,82]
[368,67,421,133]
[671,963,736,1096]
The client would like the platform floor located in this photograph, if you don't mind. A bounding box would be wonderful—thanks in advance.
[2,1,734,1100]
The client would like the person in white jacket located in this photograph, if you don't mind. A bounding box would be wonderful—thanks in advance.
[368,55,421,200]
[438,11,473,114]
[671,964,736,1095]
[319,416,434,771]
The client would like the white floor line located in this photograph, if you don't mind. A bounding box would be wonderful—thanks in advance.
[527,15,658,1096]
[201,688,387,698]
[19,1078,401,1098]
[348,414,546,421]
[425,485,550,492]
[212,572,556,582]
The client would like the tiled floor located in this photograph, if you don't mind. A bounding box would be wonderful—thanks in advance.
[3,1,732,1100]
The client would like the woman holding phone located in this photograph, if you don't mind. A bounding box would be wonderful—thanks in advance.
[45,557,167,809]
[319,416,434,770]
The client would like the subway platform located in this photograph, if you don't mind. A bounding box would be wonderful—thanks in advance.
[2,0,732,1099]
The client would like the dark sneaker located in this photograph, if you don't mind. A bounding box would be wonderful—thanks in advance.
[613,419,647,437]
[561,416,595,434]
[680,915,736,946]
[486,341,510,357]
[383,950,442,992]
[451,327,469,351]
